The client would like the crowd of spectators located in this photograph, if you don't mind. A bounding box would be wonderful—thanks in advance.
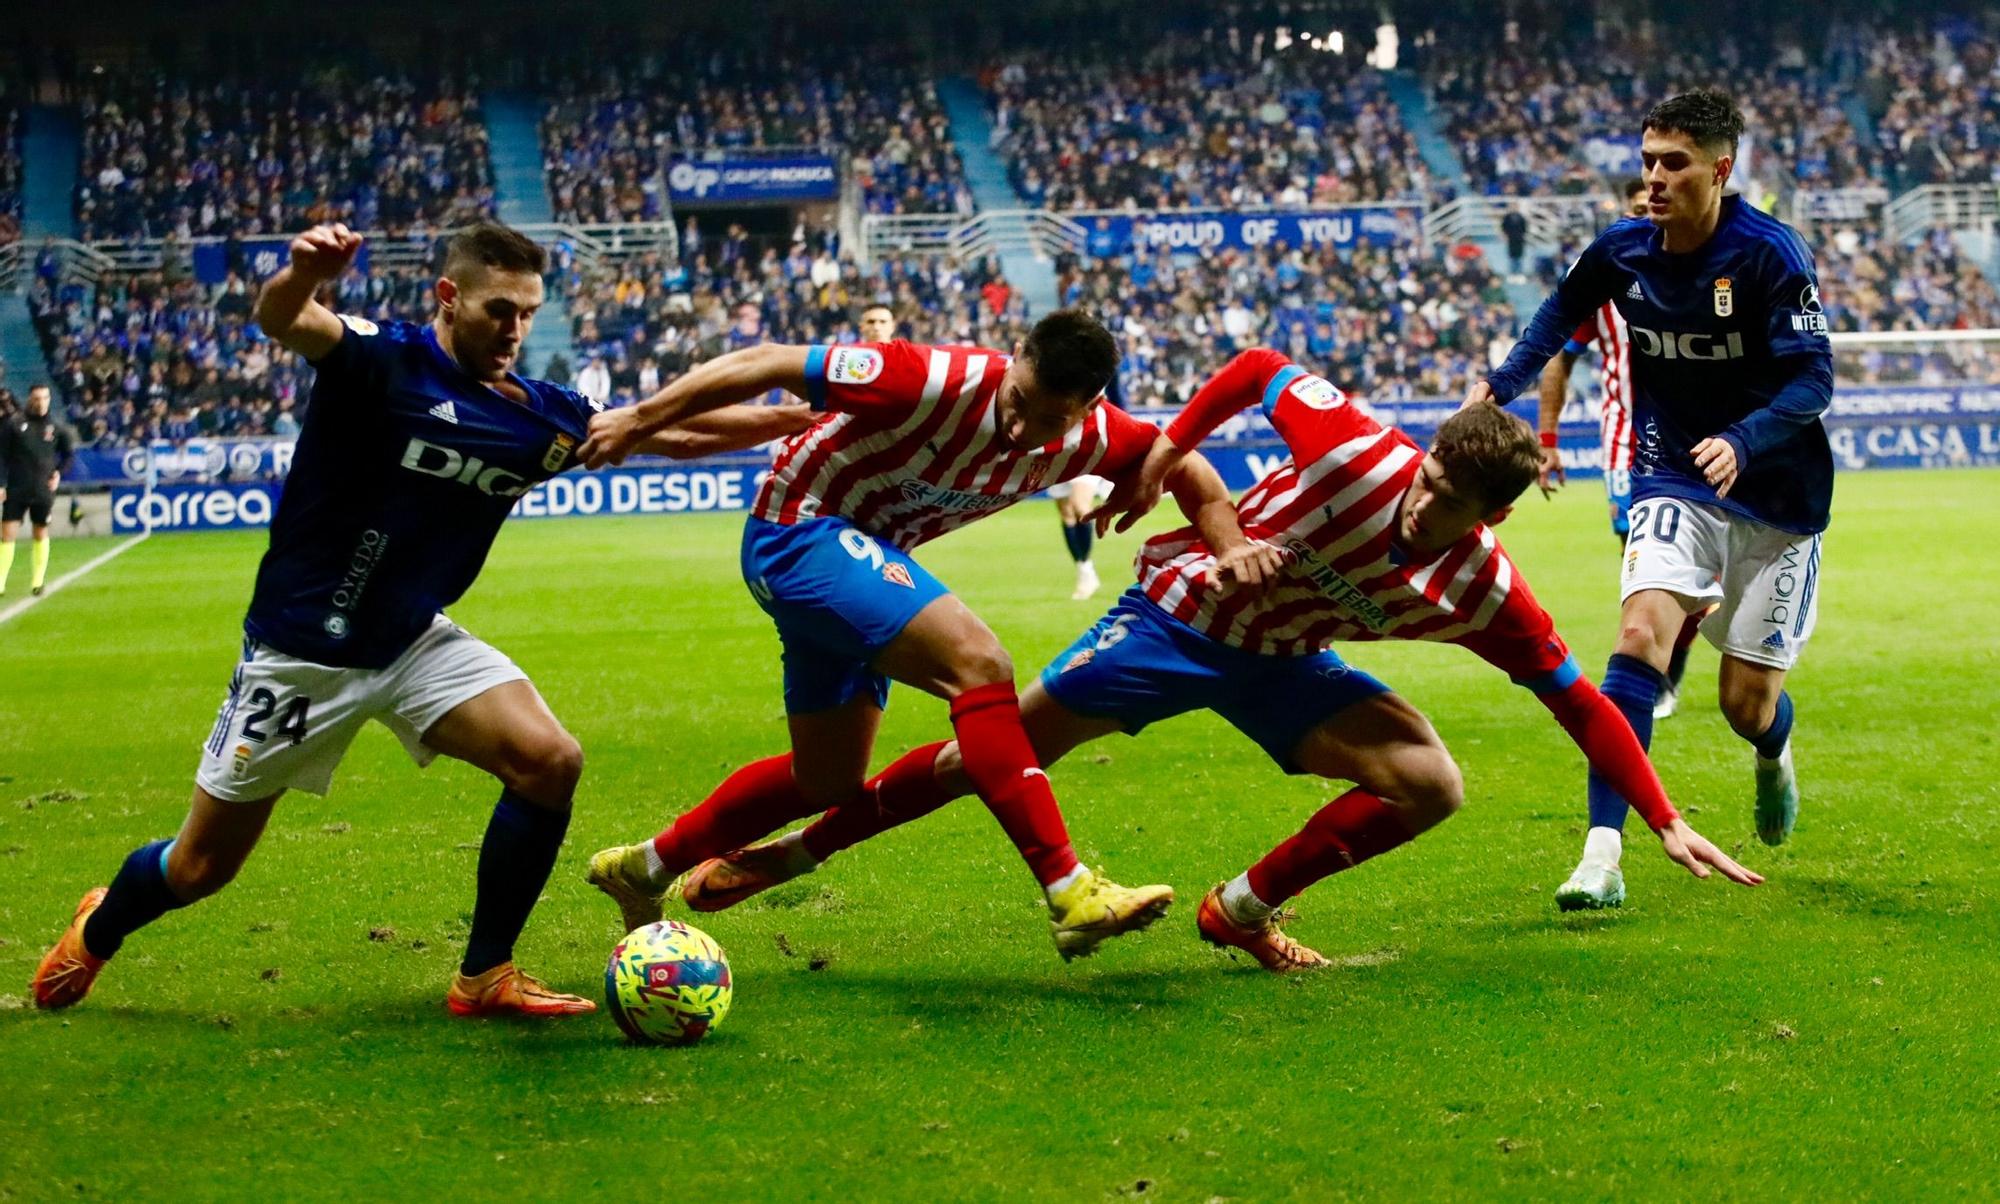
[985,33,1439,211]
[1059,239,1517,405]
[73,71,494,241]
[539,54,969,224]
[2,102,22,245]
[1420,26,1883,198]
[1864,28,2000,190]
[557,227,1028,409]
[23,252,443,448]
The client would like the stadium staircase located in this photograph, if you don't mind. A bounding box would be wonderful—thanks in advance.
[1384,71,1544,316]
[935,77,1061,317]
[483,92,573,380]
[0,105,81,390]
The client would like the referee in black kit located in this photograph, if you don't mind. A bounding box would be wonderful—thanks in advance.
[1,385,78,598]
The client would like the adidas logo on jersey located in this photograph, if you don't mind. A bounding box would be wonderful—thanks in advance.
[429,400,459,425]
[1762,630,1787,651]
[1626,281,1645,301]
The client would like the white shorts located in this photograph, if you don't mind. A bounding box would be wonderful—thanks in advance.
[1047,475,1110,503]
[1620,498,1823,670]
[196,614,528,802]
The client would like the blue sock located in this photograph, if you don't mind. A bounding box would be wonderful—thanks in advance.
[1585,654,1668,833]
[1062,521,1093,563]
[1752,691,1794,760]
[82,839,189,960]
[462,790,571,977]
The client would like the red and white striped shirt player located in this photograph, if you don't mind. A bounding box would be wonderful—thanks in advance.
[754,340,1160,549]
[1569,302,1637,480]
[1151,347,1688,829]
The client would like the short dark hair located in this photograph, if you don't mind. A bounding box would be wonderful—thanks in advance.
[1019,308,1118,401]
[1643,89,1745,160]
[1622,177,1647,199]
[1431,405,1543,511]
[441,221,547,280]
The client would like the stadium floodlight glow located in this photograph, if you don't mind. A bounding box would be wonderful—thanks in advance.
[1274,26,1293,51]
[1369,23,1400,69]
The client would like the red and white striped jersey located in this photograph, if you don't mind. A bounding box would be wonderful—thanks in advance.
[1140,351,1570,681]
[1569,302,1635,473]
[752,340,1158,550]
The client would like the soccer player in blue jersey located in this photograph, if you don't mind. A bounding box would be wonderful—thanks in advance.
[1468,90,1833,910]
[31,221,808,1014]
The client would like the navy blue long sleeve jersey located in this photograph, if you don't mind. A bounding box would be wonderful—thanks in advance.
[1487,196,1834,534]
[244,317,596,668]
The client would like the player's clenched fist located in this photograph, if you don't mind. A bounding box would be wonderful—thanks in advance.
[580,406,648,469]
[288,223,364,283]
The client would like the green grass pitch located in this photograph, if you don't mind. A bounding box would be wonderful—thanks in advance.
[3,469,1996,1198]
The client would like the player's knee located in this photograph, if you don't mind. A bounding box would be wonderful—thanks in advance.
[1401,751,1464,828]
[946,638,1014,696]
[1717,685,1774,739]
[502,728,584,805]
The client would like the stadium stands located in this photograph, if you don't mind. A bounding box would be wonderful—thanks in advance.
[1864,28,2000,190]
[1062,240,1517,405]
[1,101,22,245]
[72,72,495,241]
[983,35,1441,210]
[538,59,970,223]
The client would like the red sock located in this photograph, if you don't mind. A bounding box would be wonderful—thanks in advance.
[650,754,826,879]
[948,682,1078,885]
[803,741,960,861]
[1245,788,1414,906]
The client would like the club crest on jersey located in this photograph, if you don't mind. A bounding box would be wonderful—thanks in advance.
[1061,648,1095,673]
[1712,277,1734,317]
[827,347,884,385]
[882,562,915,588]
[542,433,577,473]
[338,314,379,336]
[1291,375,1346,410]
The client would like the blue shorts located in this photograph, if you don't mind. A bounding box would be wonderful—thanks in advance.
[1039,589,1391,774]
[741,517,951,715]
[1607,467,1634,536]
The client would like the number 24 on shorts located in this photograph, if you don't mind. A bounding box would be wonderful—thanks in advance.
[241,688,311,746]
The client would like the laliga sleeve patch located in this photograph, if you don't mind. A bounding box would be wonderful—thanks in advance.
[1289,374,1346,410]
[826,347,884,385]
[338,314,380,336]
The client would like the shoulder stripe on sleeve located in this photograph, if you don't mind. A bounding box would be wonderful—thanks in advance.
[1261,364,1306,419]
[802,345,830,409]
[1513,653,1582,694]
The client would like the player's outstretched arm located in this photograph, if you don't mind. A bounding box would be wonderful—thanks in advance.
[253,224,363,362]
[1091,349,1289,535]
[633,403,816,460]
[1472,240,1617,408]
[1526,672,1761,887]
[1534,353,1575,497]
[581,344,811,468]
[1161,451,1284,592]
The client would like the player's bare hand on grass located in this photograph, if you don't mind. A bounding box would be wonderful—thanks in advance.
[1656,817,1763,886]
[1091,435,1184,536]
[1691,437,1739,497]
[287,223,363,283]
[1460,380,1496,409]
[1537,445,1566,497]
[580,406,650,469]
[1203,540,1287,593]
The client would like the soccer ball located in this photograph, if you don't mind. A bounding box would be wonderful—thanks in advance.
[605,920,733,1045]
